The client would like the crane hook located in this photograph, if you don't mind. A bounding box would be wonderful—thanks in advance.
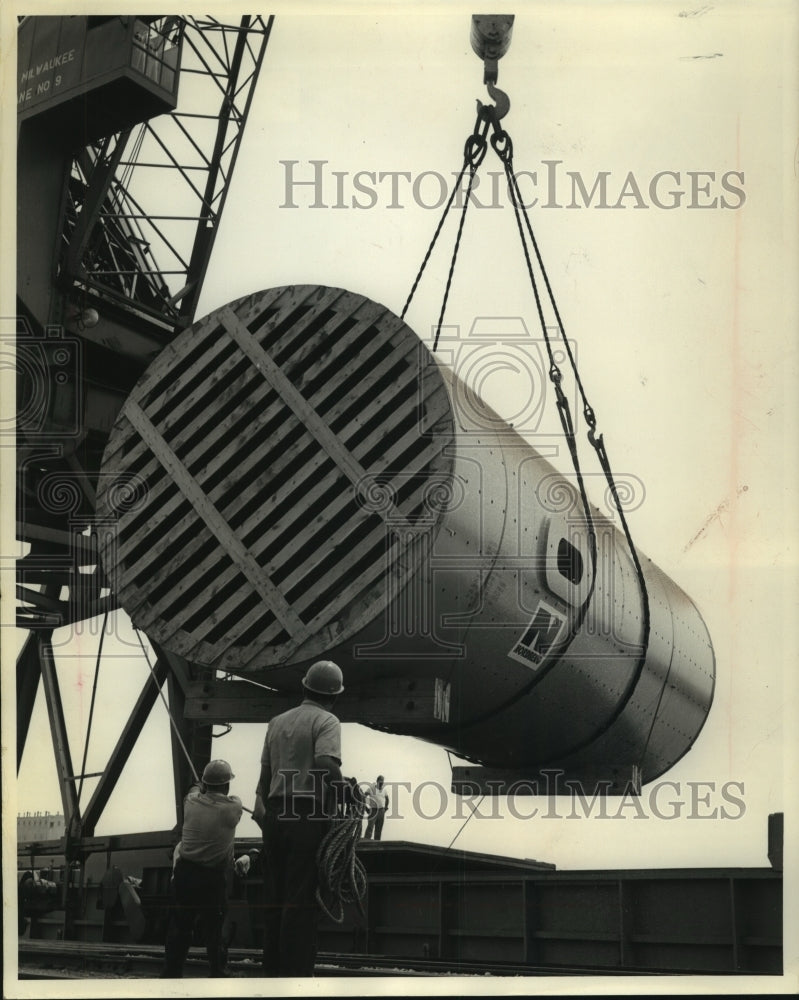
[476,80,511,124]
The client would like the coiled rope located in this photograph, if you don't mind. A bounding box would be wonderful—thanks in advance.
[315,808,368,923]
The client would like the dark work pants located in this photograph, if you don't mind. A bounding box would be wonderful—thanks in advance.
[162,858,227,977]
[261,798,330,977]
[365,807,386,840]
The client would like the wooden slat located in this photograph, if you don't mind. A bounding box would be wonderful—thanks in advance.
[99,285,456,671]
[99,285,315,472]
[138,286,302,411]
[156,350,260,442]
[205,369,449,551]
[118,358,446,580]
[288,485,433,617]
[126,464,348,632]
[220,305,421,536]
[147,389,450,655]
[109,377,285,567]
[114,535,223,633]
[218,443,451,672]
[106,306,410,564]
[295,311,411,410]
[231,530,433,673]
[266,286,387,372]
[177,489,366,650]
[139,482,356,648]
[100,285,332,478]
[169,326,428,531]
[118,568,282,668]
[119,314,221,405]
[111,380,449,655]
[98,481,189,578]
[305,339,422,435]
[301,527,433,638]
[108,383,294,566]
[123,400,309,641]
[156,284,350,429]
[265,292,403,403]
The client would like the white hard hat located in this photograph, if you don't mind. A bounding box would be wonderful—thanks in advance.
[302,660,344,696]
[202,759,235,785]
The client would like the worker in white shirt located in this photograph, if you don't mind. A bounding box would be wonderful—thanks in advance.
[363,775,389,841]
[253,659,345,977]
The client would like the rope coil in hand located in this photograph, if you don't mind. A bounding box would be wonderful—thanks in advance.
[315,809,368,923]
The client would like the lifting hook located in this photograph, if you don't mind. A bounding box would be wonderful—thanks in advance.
[477,80,511,124]
[471,15,513,125]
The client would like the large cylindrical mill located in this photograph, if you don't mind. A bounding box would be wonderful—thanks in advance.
[98,285,714,784]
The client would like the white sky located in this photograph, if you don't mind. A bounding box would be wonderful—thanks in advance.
[2,1,799,993]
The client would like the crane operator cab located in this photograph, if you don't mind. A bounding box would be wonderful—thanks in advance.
[17,15,183,146]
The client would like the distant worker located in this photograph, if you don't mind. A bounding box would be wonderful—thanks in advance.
[253,659,345,977]
[363,775,390,841]
[161,760,243,979]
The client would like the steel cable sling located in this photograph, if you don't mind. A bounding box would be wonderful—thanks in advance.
[490,123,654,760]
[401,92,600,727]
[401,80,655,757]
[401,92,493,347]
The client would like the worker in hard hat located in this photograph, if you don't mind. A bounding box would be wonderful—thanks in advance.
[363,775,390,840]
[161,759,243,978]
[253,659,344,977]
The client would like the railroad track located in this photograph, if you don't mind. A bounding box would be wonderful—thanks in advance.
[17,940,635,979]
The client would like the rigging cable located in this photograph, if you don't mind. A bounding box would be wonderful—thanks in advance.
[76,608,109,805]
[134,627,199,784]
[402,110,601,730]
[401,112,490,350]
[401,84,656,767]
[507,147,656,769]
[499,127,601,634]
[493,133,657,768]
[135,632,254,814]
[505,151,654,729]
[447,793,485,850]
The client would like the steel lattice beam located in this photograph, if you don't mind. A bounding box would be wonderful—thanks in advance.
[58,15,274,335]
[14,15,274,862]
[80,653,170,837]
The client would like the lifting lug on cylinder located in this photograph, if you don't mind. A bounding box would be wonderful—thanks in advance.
[471,14,515,84]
